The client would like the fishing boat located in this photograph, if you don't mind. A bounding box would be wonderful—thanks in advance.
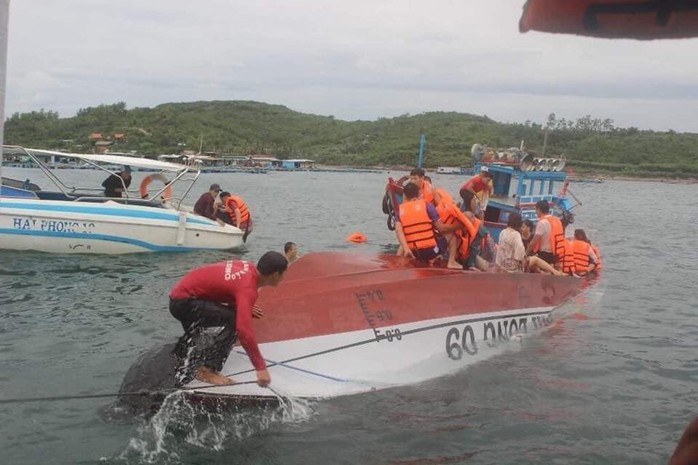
[180,251,587,405]
[0,146,245,254]
[469,144,576,241]
[383,143,577,242]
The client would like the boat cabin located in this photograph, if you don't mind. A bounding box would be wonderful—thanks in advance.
[478,160,573,241]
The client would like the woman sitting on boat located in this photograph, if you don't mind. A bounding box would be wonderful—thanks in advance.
[520,219,535,250]
[495,212,563,275]
[561,229,599,276]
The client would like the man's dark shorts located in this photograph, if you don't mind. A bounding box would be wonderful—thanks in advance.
[536,251,557,265]
[459,190,475,212]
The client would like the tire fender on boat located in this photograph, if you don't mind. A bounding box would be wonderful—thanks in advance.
[140,173,173,200]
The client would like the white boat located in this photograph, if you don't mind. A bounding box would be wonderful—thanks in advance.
[435,166,469,175]
[2,5,240,254]
[0,146,244,254]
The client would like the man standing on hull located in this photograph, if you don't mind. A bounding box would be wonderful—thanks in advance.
[168,251,288,386]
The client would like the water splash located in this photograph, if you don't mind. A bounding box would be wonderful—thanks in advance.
[114,388,315,463]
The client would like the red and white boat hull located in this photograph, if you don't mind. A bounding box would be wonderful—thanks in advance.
[184,252,585,402]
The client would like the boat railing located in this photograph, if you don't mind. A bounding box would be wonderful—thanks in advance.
[73,196,166,208]
[2,145,202,211]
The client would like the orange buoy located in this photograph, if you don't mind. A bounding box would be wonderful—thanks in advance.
[346,232,367,243]
[139,173,173,200]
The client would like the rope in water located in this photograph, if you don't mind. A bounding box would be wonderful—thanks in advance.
[0,381,258,405]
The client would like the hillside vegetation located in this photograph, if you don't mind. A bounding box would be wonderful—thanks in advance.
[4,101,698,178]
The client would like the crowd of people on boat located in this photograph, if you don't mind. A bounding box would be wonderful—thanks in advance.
[391,167,601,276]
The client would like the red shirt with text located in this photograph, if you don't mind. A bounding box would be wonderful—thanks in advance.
[170,260,265,371]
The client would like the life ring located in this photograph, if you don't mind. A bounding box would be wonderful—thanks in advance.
[139,173,173,200]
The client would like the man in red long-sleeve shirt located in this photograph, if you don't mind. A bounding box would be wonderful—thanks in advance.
[169,251,287,387]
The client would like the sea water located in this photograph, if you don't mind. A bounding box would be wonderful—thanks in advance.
[0,168,696,464]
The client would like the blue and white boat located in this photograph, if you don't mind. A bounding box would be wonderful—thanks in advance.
[382,143,578,243]
[0,146,245,254]
[471,144,576,241]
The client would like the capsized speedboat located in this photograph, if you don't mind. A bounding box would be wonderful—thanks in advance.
[179,251,588,405]
[0,146,244,253]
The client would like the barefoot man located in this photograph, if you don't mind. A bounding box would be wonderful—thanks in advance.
[168,251,288,386]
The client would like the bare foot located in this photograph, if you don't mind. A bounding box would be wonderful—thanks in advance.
[194,366,234,385]
[447,262,463,270]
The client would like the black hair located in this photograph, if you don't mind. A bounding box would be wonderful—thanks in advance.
[284,241,296,253]
[257,251,288,276]
[574,229,590,243]
[523,219,534,230]
[507,212,523,230]
[410,168,425,177]
[219,191,231,199]
[402,182,420,200]
[535,199,550,213]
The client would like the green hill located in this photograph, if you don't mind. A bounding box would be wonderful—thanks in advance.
[4,100,698,178]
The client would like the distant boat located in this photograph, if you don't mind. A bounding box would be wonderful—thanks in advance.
[436,166,473,175]
[1,146,245,254]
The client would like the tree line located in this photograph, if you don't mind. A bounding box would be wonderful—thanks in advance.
[4,101,698,178]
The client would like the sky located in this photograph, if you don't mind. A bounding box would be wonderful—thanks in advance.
[3,0,698,133]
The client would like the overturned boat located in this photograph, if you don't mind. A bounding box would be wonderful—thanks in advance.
[129,251,589,408]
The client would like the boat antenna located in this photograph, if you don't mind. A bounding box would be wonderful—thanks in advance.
[416,131,426,168]
[542,126,549,157]
[0,0,10,191]
[198,134,203,155]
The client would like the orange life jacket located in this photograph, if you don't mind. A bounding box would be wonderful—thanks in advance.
[399,199,437,251]
[562,239,596,275]
[433,187,454,206]
[561,238,575,274]
[591,243,602,271]
[434,190,478,261]
[571,240,592,274]
[224,195,250,226]
[544,214,565,260]
[421,181,435,205]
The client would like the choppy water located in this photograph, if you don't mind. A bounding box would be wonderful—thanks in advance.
[0,168,696,465]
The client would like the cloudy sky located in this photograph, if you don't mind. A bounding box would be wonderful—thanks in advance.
[4,0,697,132]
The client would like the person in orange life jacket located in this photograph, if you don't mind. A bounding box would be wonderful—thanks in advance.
[194,183,226,225]
[168,251,287,387]
[395,182,461,264]
[525,200,564,266]
[563,229,598,276]
[217,191,253,234]
[459,166,493,215]
[432,187,475,270]
[284,241,299,263]
[396,168,440,206]
[461,210,491,271]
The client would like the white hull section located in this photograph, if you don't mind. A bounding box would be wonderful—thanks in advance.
[0,198,243,253]
[186,306,557,401]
